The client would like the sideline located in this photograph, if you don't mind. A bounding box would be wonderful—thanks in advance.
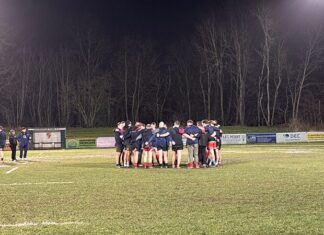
[0,181,74,186]
[5,167,18,174]
[0,221,84,228]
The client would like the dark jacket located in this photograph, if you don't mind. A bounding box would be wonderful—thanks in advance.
[142,129,153,147]
[0,131,6,146]
[130,128,143,150]
[214,126,221,141]
[184,125,201,145]
[17,131,31,147]
[205,125,216,141]
[9,134,18,147]
[169,127,183,147]
[198,128,208,147]
[150,129,159,147]
[114,128,124,147]
[123,127,132,146]
[156,128,170,148]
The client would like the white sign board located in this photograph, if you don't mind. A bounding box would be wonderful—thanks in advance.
[222,134,246,145]
[96,137,115,148]
[276,132,308,143]
[33,131,62,148]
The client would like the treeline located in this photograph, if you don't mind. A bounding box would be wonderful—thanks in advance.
[0,1,323,128]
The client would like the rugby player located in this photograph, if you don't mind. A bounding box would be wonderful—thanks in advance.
[114,122,125,168]
[198,121,208,168]
[122,121,132,168]
[169,120,184,168]
[205,120,217,167]
[0,126,6,163]
[156,122,170,168]
[142,124,154,168]
[183,120,201,169]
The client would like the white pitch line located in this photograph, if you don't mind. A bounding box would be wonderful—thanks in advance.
[0,165,10,168]
[0,181,74,186]
[5,167,18,174]
[0,221,83,228]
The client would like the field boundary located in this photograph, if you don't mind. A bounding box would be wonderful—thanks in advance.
[5,167,18,174]
[0,221,84,228]
[0,181,74,186]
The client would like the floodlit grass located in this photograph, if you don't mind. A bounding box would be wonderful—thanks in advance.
[0,144,324,234]
[66,126,294,139]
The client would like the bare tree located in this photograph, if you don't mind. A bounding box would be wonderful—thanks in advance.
[271,40,285,126]
[73,27,107,127]
[53,46,73,126]
[228,15,250,126]
[256,4,274,126]
[196,17,228,121]
[288,27,324,125]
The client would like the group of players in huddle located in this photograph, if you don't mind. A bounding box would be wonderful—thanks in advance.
[114,120,222,169]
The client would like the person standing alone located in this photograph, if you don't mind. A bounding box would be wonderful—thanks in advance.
[0,126,6,163]
[9,129,18,162]
[17,127,31,160]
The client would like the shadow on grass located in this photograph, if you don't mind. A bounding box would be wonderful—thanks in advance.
[62,159,247,170]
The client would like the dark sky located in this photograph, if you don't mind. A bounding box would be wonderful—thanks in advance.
[3,0,322,48]
[3,0,227,46]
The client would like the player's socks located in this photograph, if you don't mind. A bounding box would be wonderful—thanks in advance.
[195,161,200,169]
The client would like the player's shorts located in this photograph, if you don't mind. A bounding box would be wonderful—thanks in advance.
[135,146,142,151]
[157,145,168,151]
[130,144,137,151]
[217,141,222,150]
[208,141,216,150]
[124,143,132,151]
[143,146,152,152]
[115,145,124,153]
[172,145,183,151]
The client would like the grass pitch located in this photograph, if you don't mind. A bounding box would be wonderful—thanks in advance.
[0,144,324,234]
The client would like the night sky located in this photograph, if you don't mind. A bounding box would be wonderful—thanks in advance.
[2,0,323,48]
[3,0,233,47]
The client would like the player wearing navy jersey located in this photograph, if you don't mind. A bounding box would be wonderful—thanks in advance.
[114,122,125,168]
[17,127,31,160]
[211,120,221,166]
[130,123,145,168]
[123,121,132,168]
[156,122,170,168]
[206,120,217,167]
[198,121,208,168]
[0,126,6,163]
[142,124,154,168]
[215,120,223,165]
[150,122,159,166]
[183,120,201,169]
[169,121,184,168]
